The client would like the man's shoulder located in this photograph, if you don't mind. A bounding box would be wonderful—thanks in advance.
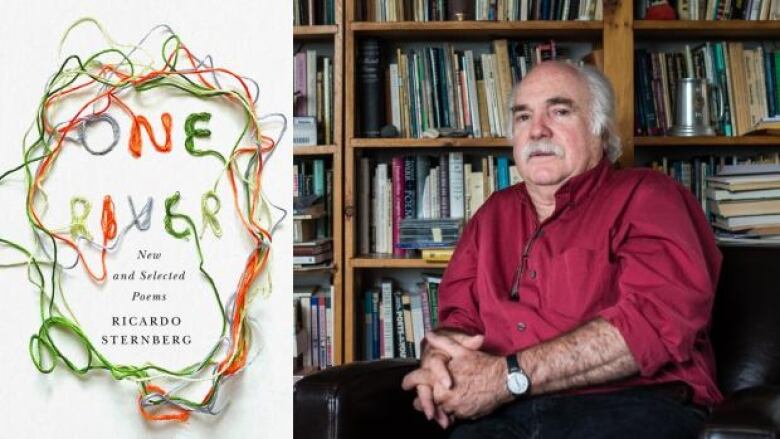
[608,166,685,195]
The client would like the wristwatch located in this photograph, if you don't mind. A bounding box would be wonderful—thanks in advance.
[506,353,531,397]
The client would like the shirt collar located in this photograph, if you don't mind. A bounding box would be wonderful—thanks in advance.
[515,156,612,210]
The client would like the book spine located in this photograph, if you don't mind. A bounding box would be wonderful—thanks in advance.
[310,296,320,368]
[404,156,417,220]
[427,278,441,328]
[419,282,432,334]
[294,53,308,117]
[402,293,415,358]
[318,295,327,368]
[393,291,408,358]
[392,157,405,256]
[370,291,380,360]
[449,152,465,219]
[381,281,395,358]
[438,154,450,218]
[359,39,384,137]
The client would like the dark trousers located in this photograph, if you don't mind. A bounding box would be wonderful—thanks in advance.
[449,387,706,439]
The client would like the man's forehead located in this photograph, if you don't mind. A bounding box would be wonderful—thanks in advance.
[514,72,587,108]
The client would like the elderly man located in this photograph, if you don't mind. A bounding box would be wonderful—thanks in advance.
[401,61,721,438]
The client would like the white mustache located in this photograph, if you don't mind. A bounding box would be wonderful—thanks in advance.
[520,140,566,162]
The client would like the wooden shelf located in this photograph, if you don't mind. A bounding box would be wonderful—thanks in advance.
[635,20,780,40]
[351,137,511,149]
[351,256,448,268]
[635,136,780,146]
[350,20,603,40]
[294,25,339,40]
[294,144,338,156]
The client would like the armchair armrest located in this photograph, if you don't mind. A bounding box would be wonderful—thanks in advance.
[294,359,448,439]
[702,386,780,439]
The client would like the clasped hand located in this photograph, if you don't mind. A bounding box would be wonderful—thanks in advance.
[401,332,512,429]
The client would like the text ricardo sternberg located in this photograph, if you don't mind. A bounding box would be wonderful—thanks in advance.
[102,315,192,345]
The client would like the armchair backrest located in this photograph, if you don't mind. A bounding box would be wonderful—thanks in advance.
[711,244,780,395]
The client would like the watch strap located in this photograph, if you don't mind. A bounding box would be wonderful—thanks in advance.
[506,353,520,374]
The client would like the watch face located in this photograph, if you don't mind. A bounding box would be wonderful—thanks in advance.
[507,372,529,395]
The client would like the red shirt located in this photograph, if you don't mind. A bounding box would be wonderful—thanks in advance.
[437,158,723,406]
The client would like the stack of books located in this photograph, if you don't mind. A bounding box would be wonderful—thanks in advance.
[294,195,333,268]
[399,218,462,262]
[707,163,780,239]
[362,0,602,21]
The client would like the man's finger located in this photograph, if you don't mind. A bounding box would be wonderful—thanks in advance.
[413,396,422,412]
[401,368,432,391]
[460,334,485,350]
[427,352,452,389]
[417,385,435,420]
[435,406,450,429]
[426,332,471,358]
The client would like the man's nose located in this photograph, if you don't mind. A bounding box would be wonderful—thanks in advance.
[529,114,552,140]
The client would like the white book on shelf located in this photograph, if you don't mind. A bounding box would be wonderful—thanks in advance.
[410,293,425,359]
[380,280,394,358]
[307,50,317,117]
[468,171,485,219]
[422,173,432,219]
[390,63,402,131]
[449,152,465,219]
[430,167,440,219]
[481,53,498,137]
[464,50,482,138]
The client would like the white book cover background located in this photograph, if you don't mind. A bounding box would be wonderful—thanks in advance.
[0,2,292,438]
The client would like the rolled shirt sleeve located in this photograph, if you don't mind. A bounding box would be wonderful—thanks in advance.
[598,173,722,377]
[436,210,486,336]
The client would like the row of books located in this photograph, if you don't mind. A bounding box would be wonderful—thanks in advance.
[362,276,442,360]
[361,0,602,21]
[359,153,522,256]
[635,43,780,137]
[294,50,334,145]
[294,0,337,25]
[294,286,335,371]
[294,159,334,268]
[381,40,567,139]
[635,0,780,20]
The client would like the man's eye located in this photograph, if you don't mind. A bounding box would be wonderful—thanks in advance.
[516,114,530,122]
[553,108,570,116]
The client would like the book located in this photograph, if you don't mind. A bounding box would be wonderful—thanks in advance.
[707,173,780,191]
[422,248,455,262]
[707,187,780,201]
[709,198,780,217]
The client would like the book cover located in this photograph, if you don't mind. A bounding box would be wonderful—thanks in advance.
[0,9,292,437]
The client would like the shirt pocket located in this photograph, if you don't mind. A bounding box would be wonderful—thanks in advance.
[543,247,612,320]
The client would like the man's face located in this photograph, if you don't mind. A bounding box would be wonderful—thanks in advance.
[511,64,604,189]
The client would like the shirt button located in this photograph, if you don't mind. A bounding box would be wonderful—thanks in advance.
[529,270,537,279]
[516,322,527,332]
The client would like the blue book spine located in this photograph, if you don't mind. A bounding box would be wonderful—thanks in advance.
[497,157,510,190]
[766,48,777,117]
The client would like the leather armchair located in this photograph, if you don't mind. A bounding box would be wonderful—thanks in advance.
[294,244,780,439]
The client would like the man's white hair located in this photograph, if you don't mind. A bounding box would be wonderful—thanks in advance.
[505,62,622,163]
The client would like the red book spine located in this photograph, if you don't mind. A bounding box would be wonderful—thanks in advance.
[391,156,406,256]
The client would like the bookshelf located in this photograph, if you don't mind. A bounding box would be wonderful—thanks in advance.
[293,0,344,371]
[340,0,780,362]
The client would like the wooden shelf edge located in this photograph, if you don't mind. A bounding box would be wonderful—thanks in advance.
[349,20,603,39]
[294,25,339,39]
[294,144,338,155]
[634,136,780,146]
[351,256,449,268]
[350,138,511,148]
